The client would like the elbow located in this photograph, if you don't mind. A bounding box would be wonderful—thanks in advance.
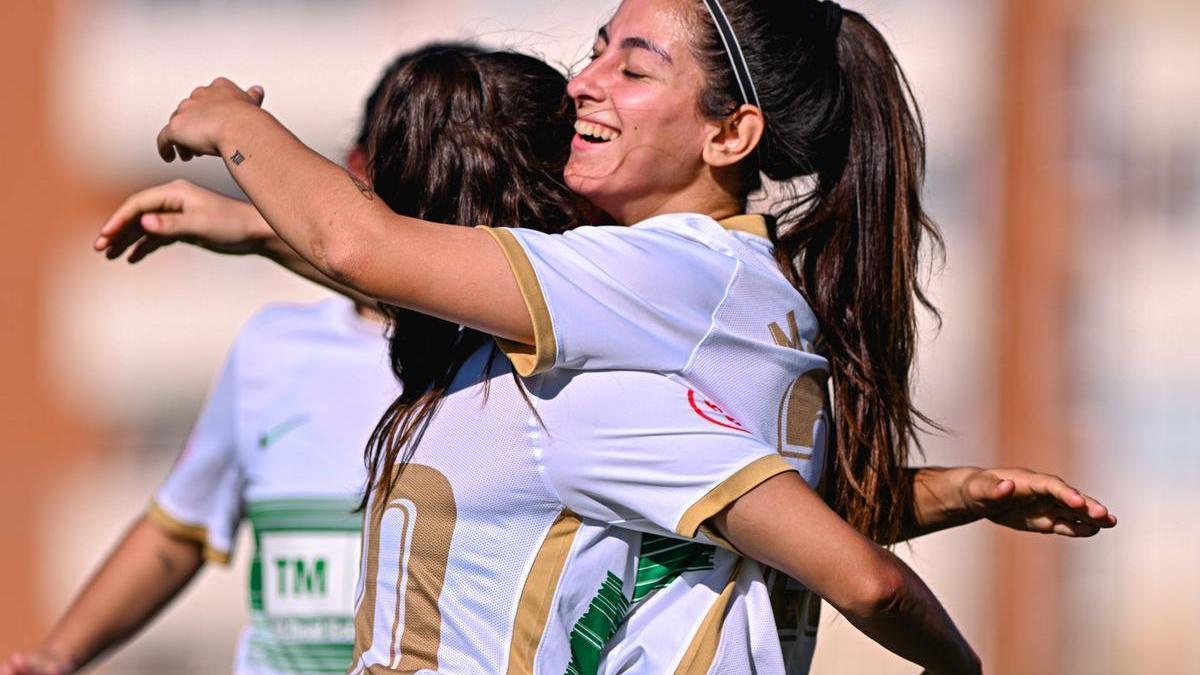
[843,560,906,619]
[311,226,365,289]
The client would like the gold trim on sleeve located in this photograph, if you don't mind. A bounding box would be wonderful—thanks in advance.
[673,559,744,674]
[676,455,795,538]
[145,501,232,565]
[507,510,582,674]
[479,227,558,377]
[717,215,768,239]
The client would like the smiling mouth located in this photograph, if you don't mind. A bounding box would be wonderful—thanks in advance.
[575,120,621,144]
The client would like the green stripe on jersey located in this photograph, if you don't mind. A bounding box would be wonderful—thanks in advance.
[246,637,354,673]
[633,534,715,602]
[247,498,362,533]
[565,572,631,675]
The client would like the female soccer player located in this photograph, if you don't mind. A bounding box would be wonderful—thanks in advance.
[94,2,1116,672]
[1,44,581,675]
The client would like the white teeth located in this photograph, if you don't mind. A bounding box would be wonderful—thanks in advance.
[574,120,620,142]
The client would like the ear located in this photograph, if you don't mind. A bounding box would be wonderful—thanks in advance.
[345,146,369,183]
[701,104,764,169]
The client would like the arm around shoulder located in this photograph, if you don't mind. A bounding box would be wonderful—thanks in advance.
[711,472,980,674]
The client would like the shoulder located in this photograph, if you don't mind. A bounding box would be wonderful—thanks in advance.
[239,299,344,339]
[502,215,742,277]
[231,298,351,359]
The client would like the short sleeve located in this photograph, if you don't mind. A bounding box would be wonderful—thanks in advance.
[537,370,794,550]
[149,347,244,564]
[481,224,738,377]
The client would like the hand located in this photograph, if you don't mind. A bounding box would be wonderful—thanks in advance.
[95,179,273,263]
[959,467,1117,537]
[157,77,265,162]
[0,651,74,675]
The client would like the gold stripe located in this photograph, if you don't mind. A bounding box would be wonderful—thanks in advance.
[673,559,744,675]
[479,227,558,377]
[718,214,768,239]
[676,455,795,538]
[145,501,231,565]
[697,524,739,554]
[507,510,582,674]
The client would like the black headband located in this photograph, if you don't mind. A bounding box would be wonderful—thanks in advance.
[702,0,844,109]
[700,0,759,108]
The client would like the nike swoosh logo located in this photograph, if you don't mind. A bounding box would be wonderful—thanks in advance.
[258,414,312,449]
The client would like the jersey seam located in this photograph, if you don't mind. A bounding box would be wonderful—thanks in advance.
[680,258,742,376]
[526,380,568,507]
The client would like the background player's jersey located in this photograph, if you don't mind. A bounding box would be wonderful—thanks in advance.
[349,346,795,674]
[149,299,398,674]
[485,214,831,673]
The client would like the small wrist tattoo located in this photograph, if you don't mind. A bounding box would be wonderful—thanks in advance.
[230,150,246,166]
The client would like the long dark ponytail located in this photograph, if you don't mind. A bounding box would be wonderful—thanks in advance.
[356,45,583,508]
[690,2,943,544]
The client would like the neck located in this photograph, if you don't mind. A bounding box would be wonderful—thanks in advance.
[605,174,745,226]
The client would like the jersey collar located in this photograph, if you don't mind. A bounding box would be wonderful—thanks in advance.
[718,214,769,239]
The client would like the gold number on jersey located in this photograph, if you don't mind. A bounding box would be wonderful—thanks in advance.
[769,311,829,460]
[352,464,457,674]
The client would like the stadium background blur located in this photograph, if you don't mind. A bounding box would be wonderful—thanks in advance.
[1,1,1196,673]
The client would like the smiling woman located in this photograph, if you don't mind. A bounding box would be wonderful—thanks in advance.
[88,0,1118,673]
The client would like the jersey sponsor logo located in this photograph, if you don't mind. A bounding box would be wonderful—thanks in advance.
[258,413,312,449]
[687,390,749,433]
[261,533,361,617]
[768,311,830,461]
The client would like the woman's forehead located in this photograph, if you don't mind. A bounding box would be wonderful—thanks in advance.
[603,0,694,54]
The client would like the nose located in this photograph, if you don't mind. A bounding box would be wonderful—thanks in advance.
[567,58,604,109]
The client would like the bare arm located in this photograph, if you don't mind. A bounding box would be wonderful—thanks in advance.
[1,519,204,675]
[712,473,980,675]
[96,78,533,343]
[900,466,1118,541]
[98,180,375,306]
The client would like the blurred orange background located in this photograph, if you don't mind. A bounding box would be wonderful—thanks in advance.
[2,1,1197,673]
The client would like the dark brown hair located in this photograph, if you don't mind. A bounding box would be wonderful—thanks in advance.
[689,2,943,544]
[358,44,583,506]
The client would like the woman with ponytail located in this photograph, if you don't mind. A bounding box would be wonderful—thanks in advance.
[96,1,1113,672]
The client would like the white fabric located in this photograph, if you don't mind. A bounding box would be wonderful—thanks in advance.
[496,213,834,673]
[153,298,398,675]
[350,346,793,675]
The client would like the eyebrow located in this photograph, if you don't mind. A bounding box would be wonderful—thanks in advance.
[597,26,674,65]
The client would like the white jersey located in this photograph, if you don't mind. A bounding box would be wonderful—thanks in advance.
[484,214,832,673]
[350,344,797,674]
[149,299,399,674]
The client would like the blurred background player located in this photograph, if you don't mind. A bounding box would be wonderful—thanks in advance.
[0,50,424,675]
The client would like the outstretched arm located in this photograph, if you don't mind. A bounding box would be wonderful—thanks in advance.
[713,473,980,675]
[0,519,204,675]
[900,466,1117,542]
[98,179,374,305]
[96,78,532,343]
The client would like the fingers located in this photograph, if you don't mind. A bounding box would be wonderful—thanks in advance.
[96,183,187,251]
[962,472,1014,514]
[997,468,1117,525]
[156,123,177,163]
[104,223,147,260]
[1051,519,1101,538]
[248,85,265,106]
[127,233,175,264]
[1023,513,1101,538]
